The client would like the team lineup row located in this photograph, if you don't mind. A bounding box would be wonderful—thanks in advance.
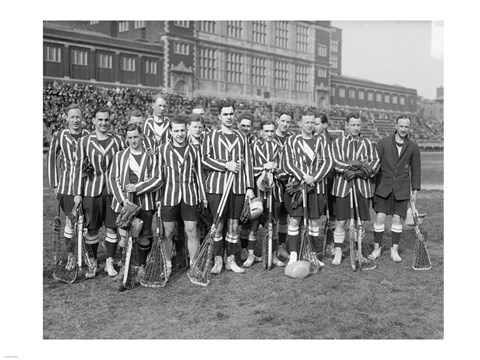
[47,93,421,285]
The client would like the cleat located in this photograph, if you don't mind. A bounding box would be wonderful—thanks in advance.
[368,248,382,260]
[211,256,223,275]
[272,254,285,267]
[226,255,245,273]
[287,251,298,265]
[332,248,342,266]
[243,252,255,268]
[390,247,402,263]
[104,257,118,277]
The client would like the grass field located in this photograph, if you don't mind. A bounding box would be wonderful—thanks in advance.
[42,152,444,340]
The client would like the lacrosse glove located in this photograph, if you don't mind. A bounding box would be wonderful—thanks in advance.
[116,202,141,228]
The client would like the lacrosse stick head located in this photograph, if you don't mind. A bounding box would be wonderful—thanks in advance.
[249,197,263,220]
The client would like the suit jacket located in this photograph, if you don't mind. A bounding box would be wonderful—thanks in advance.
[331,133,379,198]
[109,148,162,212]
[202,129,254,195]
[158,142,207,206]
[73,132,126,197]
[282,134,333,194]
[142,116,171,153]
[374,133,421,200]
[47,128,89,195]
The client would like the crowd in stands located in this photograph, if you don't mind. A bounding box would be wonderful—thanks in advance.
[43,82,444,145]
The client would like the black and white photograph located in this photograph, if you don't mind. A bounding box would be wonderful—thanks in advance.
[2,0,476,358]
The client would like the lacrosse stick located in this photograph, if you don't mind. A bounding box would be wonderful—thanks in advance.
[322,179,335,259]
[187,171,235,286]
[118,194,138,291]
[352,186,376,271]
[349,187,359,271]
[261,171,273,270]
[140,203,169,287]
[410,197,432,271]
[298,183,322,274]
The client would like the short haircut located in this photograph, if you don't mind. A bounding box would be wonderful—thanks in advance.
[192,104,204,110]
[125,123,142,134]
[188,113,204,125]
[66,103,82,115]
[396,114,411,122]
[128,109,143,120]
[170,115,188,129]
[301,111,316,119]
[260,119,277,129]
[346,113,361,122]
[238,112,255,123]
[278,109,294,119]
[317,113,329,124]
[217,99,235,114]
[94,106,110,117]
[152,93,167,103]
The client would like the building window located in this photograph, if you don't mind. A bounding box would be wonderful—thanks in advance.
[227,53,243,83]
[199,21,216,33]
[330,55,338,69]
[90,21,99,25]
[318,44,327,57]
[72,49,88,66]
[358,90,365,100]
[174,21,189,28]
[275,21,289,49]
[45,46,61,63]
[134,21,145,29]
[385,94,390,103]
[367,91,373,101]
[252,21,267,44]
[392,95,398,104]
[145,59,157,74]
[119,21,129,32]
[122,57,136,72]
[296,25,308,53]
[227,21,243,39]
[339,88,345,98]
[274,61,288,89]
[199,47,216,80]
[331,39,338,52]
[98,53,112,69]
[174,42,189,55]
[349,89,356,99]
[400,96,405,105]
[317,67,327,78]
[295,65,308,92]
[376,93,382,102]
[252,57,266,87]
[331,87,336,96]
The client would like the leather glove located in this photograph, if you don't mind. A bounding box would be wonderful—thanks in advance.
[343,169,357,181]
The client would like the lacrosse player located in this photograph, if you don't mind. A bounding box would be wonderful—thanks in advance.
[330,113,379,265]
[273,109,295,260]
[369,114,421,262]
[246,119,288,267]
[110,123,162,281]
[158,117,207,277]
[142,93,171,152]
[282,112,333,265]
[202,100,255,274]
[47,103,89,269]
[128,109,155,154]
[73,106,126,278]
[187,113,206,149]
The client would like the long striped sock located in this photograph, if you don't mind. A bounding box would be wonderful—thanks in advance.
[309,225,321,252]
[287,225,300,253]
[373,223,385,246]
[391,223,403,245]
[64,223,74,253]
[333,230,345,248]
[105,232,118,258]
[85,234,99,259]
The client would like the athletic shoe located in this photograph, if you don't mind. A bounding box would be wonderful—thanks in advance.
[277,244,290,260]
[65,252,75,271]
[390,247,402,262]
[211,256,223,275]
[254,255,262,262]
[85,259,97,279]
[240,248,249,261]
[166,265,172,278]
[332,248,342,265]
[226,255,245,273]
[105,257,118,277]
[243,253,255,268]
[368,248,382,260]
[272,254,285,267]
[287,251,298,265]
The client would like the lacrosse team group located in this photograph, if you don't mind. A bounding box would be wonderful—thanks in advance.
[48,92,421,286]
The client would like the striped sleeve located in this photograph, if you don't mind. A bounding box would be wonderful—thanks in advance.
[109,151,126,206]
[332,137,350,173]
[135,154,162,196]
[312,138,333,183]
[202,130,227,172]
[73,136,86,196]
[195,148,207,202]
[282,136,304,180]
[47,131,60,189]
[243,136,254,189]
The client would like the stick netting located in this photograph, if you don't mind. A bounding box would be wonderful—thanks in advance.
[187,228,215,286]
[299,227,322,274]
[349,225,358,271]
[140,238,168,287]
[358,227,377,271]
[118,239,139,290]
[53,217,79,284]
[412,228,432,271]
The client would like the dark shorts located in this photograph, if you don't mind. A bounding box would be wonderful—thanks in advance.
[335,191,371,221]
[207,193,244,221]
[374,193,409,218]
[82,188,117,230]
[284,191,326,219]
[326,179,336,218]
[275,199,288,223]
[162,201,198,222]
[57,193,75,215]
[116,209,154,236]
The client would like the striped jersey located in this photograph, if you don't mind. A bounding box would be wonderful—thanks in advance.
[47,128,90,195]
[331,133,380,198]
[282,134,333,194]
[202,129,254,195]
[158,142,207,206]
[142,116,171,152]
[73,132,126,197]
[109,148,161,212]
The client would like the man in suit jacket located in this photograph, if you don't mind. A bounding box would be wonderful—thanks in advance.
[369,114,421,262]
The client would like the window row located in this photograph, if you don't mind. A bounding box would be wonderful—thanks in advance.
[334,87,406,104]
